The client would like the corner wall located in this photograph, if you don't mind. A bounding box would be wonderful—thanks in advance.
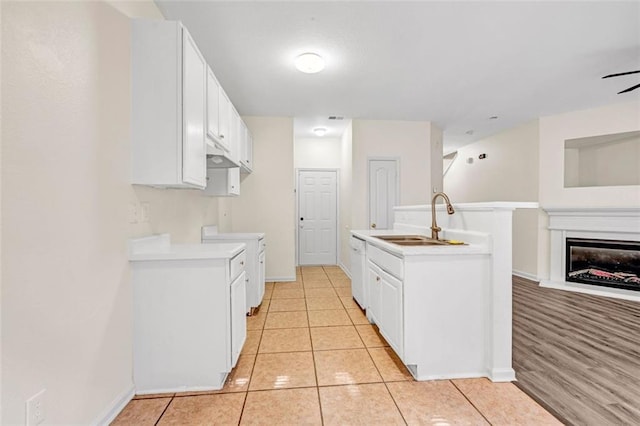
[444,120,540,278]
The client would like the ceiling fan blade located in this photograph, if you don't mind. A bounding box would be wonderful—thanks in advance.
[602,70,640,79]
[618,82,640,94]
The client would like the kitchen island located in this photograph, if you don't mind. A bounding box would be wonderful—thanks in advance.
[352,201,537,382]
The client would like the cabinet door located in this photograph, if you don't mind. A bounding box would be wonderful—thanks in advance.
[230,271,247,368]
[239,120,248,167]
[206,67,222,145]
[229,107,241,164]
[239,124,253,173]
[204,168,240,196]
[367,261,382,324]
[258,250,266,304]
[378,268,403,357]
[181,28,206,187]
[246,131,253,169]
[228,167,240,195]
[218,89,231,149]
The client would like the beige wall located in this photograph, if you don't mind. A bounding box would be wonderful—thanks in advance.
[351,120,435,231]
[339,123,353,272]
[229,117,296,281]
[1,1,222,424]
[444,120,540,278]
[294,137,342,169]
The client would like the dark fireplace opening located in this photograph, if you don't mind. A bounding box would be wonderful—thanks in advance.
[566,238,640,292]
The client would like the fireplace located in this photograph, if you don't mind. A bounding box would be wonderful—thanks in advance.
[566,238,640,292]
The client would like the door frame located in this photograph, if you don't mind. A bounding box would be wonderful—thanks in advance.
[367,157,401,230]
[295,168,340,266]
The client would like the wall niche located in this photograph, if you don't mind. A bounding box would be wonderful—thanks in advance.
[564,130,640,188]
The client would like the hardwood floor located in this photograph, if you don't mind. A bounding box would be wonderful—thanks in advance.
[512,276,640,426]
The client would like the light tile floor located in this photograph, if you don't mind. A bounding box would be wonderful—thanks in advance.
[112,266,561,425]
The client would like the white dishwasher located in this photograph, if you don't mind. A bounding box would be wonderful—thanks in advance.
[350,236,367,309]
[202,226,266,315]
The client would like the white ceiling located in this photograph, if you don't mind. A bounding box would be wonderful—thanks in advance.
[155,1,640,152]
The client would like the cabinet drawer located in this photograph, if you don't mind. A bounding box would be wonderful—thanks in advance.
[367,244,403,279]
[230,250,246,282]
[259,238,266,253]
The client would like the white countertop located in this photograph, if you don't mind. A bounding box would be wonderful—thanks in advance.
[202,232,265,241]
[395,201,538,212]
[129,234,245,261]
[351,229,490,257]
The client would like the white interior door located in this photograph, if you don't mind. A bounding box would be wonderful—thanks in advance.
[298,170,337,265]
[369,159,398,230]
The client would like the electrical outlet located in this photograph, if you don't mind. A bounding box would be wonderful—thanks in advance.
[129,203,138,224]
[140,203,150,223]
[26,389,46,426]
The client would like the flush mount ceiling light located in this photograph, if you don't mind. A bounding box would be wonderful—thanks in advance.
[295,53,325,74]
[313,127,327,137]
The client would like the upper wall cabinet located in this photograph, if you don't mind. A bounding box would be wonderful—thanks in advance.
[240,121,253,174]
[131,20,207,189]
[206,68,225,150]
[206,68,240,168]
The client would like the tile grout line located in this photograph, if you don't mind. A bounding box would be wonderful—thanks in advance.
[240,288,269,425]
[450,380,493,425]
[153,394,175,426]
[309,270,326,425]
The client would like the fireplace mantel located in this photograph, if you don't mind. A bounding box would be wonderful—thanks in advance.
[541,207,640,302]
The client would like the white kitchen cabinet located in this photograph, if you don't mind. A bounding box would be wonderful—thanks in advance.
[205,68,240,169]
[377,266,403,356]
[218,89,231,148]
[350,236,366,309]
[258,248,266,303]
[240,121,253,174]
[202,227,266,314]
[206,67,226,150]
[367,260,403,357]
[229,107,242,165]
[367,261,382,325]
[204,167,240,196]
[230,271,247,366]
[132,20,207,189]
[129,234,247,393]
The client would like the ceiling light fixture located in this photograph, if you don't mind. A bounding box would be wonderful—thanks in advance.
[295,53,325,74]
[313,127,327,137]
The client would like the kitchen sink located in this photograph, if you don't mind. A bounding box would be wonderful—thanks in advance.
[373,235,465,246]
[392,240,449,246]
[375,235,431,242]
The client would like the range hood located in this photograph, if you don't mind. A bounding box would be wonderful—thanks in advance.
[206,141,240,168]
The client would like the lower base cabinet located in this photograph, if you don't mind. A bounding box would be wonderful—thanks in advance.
[367,260,403,358]
[131,252,246,394]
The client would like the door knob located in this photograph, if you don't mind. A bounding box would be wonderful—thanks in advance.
[371,223,377,229]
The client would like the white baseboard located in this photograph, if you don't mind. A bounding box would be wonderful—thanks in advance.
[540,279,640,302]
[489,368,517,382]
[94,384,135,426]
[266,275,296,282]
[512,270,538,282]
[338,261,351,279]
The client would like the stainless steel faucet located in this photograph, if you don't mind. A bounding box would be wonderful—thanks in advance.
[431,192,455,240]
